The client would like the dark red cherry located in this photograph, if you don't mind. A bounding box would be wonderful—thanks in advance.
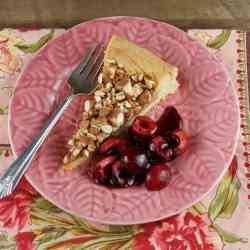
[145,164,171,191]
[125,163,147,185]
[164,132,181,149]
[149,136,176,162]
[99,137,128,155]
[130,116,157,140]
[157,106,182,134]
[134,172,147,185]
[122,148,150,170]
[146,147,163,164]
[92,155,117,185]
[172,129,188,155]
[110,160,127,187]
[110,160,137,187]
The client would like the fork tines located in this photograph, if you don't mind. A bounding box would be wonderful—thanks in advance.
[68,43,104,94]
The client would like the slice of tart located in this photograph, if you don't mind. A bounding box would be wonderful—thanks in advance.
[62,35,179,171]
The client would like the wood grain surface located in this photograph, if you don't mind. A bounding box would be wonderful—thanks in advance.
[0,0,250,29]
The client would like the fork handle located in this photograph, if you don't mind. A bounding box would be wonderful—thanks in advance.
[0,95,74,196]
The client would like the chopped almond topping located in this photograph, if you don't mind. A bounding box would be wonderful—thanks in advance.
[63,59,157,171]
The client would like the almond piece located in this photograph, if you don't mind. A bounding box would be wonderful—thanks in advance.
[81,112,89,120]
[105,82,113,92]
[128,105,142,120]
[79,120,90,129]
[63,155,87,171]
[133,84,144,98]
[134,105,142,114]
[144,76,156,89]
[87,133,97,141]
[89,126,100,136]
[83,149,90,158]
[116,92,126,101]
[116,68,126,75]
[103,93,112,103]
[102,68,113,81]
[107,64,117,79]
[74,130,82,139]
[72,146,83,157]
[117,102,126,112]
[95,116,108,126]
[124,100,132,109]
[95,90,106,97]
[109,110,125,127]
[131,74,138,82]
[84,100,94,112]
[123,80,133,96]
[111,87,116,95]
[97,133,108,142]
[82,128,89,135]
[63,153,70,164]
[106,58,116,64]
[99,104,113,116]
[138,73,144,81]
[101,124,113,134]
[79,128,87,136]
[95,96,102,103]
[98,73,103,84]
[69,145,75,153]
[68,138,75,146]
[87,143,96,152]
[90,118,99,127]
[79,135,90,147]
[94,102,103,110]
[115,68,126,81]
[103,97,112,106]
[115,76,130,90]
[138,89,152,105]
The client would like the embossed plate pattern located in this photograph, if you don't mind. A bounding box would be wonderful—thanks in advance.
[9,17,239,224]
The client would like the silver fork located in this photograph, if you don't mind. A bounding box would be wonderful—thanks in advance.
[0,43,104,199]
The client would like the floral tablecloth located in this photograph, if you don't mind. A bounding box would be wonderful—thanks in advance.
[0,28,249,250]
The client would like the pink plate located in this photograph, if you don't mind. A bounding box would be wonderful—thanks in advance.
[9,17,240,224]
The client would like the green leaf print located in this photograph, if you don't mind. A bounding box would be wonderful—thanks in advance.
[0,105,8,115]
[219,176,241,219]
[15,29,54,53]
[99,243,124,250]
[30,196,136,249]
[212,224,248,243]
[116,239,133,250]
[246,116,250,131]
[207,30,231,49]
[36,229,67,246]
[33,197,62,213]
[70,246,86,250]
[47,235,132,250]
[208,172,240,221]
[192,202,207,214]
[208,174,232,221]
[71,235,133,250]
[109,225,135,234]
[0,234,16,250]
[96,239,133,250]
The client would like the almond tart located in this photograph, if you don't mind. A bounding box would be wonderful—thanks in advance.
[62,35,179,171]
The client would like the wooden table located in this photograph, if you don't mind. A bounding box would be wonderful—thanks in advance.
[0,0,250,30]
